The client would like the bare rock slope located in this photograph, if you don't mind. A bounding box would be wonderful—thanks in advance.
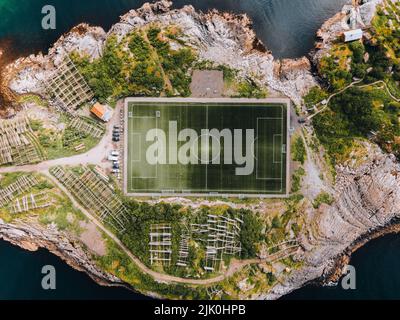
[267,144,400,299]
[8,0,315,106]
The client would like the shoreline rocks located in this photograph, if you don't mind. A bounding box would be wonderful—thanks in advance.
[0,0,397,300]
[4,0,316,107]
[0,218,126,288]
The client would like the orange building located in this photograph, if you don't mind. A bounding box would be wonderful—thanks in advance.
[90,103,113,122]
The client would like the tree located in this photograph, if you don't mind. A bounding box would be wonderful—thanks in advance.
[239,211,263,259]
[349,41,365,64]
[330,87,380,135]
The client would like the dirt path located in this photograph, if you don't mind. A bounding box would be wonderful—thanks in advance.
[0,99,296,287]
[47,170,296,286]
[307,79,364,120]
[307,79,400,121]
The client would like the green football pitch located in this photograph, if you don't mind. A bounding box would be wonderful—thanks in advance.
[125,99,288,196]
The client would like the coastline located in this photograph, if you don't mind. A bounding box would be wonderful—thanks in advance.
[323,218,400,285]
[0,0,399,300]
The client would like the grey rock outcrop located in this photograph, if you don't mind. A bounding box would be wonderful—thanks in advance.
[7,0,315,105]
[0,218,124,287]
[266,145,400,299]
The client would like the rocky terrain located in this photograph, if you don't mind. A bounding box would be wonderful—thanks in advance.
[6,0,315,107]
[1,0,400,300]
[313,0,385,64]
[267,143,400,299]
[0,218,124,287]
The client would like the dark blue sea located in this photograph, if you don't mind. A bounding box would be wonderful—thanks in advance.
[4,0,395,300]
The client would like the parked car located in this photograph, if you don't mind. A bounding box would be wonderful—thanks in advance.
[112,169,120,174]
[108,155,119,161]
[110,151,119,157]
[113,137,120,142]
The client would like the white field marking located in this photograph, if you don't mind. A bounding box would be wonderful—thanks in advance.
[129,187,286,193]
[255,117,283,182]
[130,133,141,162]
[273,134,283,164]
[130,116,158,180]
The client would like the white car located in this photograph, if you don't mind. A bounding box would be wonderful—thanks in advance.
[108,155,119,161]
[110,151,120,157]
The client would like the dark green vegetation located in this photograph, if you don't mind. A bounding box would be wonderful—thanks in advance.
[71,25,197,103]
[308,2,400,164]
[292,135,306,164]
[304,87,328,109]
[240,211,264,259]
[117,199,261,278]
[127,101,287,195]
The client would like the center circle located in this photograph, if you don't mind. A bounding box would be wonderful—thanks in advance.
[193,133,221,164]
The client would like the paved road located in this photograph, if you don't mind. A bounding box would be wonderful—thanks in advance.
[0,103,122,174]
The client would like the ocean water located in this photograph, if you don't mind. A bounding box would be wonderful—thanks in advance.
[0,0,349,59]
[285,234,400,300]
[3,0,389,300]
[0,241,144,299]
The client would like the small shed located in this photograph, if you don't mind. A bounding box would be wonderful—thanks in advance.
[91,103,113,122]
[344,29,363,42]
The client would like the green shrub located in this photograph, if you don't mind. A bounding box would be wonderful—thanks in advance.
[291,167,305,193]
[128,33,151,61]
[292,136,306,164]
[313,192,334,209]
[349,41,365,64]
[239,211,263,259]
[304,87,328,109]
[236,80,267,99]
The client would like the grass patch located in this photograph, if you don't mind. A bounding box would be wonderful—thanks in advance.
[313,192,334,209]
[292,135,306,164]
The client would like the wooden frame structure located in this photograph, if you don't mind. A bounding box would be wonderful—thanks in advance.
[69,117,105,139]
[0,117,43,165]
[10,192,54,214]
[50,166,128,232]
[192,214,243,272]
[0,175,38,207]
[176,229,190,267]
[46,56,94,113]
[149,224,172,266]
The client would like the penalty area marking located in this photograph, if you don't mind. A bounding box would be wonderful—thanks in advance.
[255,115,284,182]
[129,115,158,180]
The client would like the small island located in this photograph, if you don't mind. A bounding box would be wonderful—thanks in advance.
[0,0,399,300]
